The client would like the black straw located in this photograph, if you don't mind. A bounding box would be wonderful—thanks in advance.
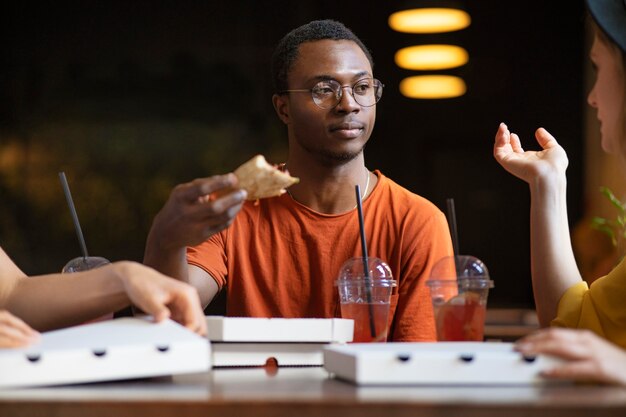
[355,185,376,339]
[59,172,89,260]
[446,198,460,257]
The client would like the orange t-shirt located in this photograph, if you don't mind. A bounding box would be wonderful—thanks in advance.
[187,171,453,341]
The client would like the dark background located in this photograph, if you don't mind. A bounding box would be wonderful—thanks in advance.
[1,1,586,309]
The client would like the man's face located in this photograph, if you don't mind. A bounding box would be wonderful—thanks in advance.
[279,39,377,165]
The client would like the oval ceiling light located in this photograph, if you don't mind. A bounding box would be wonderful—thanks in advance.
[389,8,471,34]
[399,75,466,99]
[395,44,468,70]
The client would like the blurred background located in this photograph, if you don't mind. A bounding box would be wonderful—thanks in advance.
[3,0,617,313]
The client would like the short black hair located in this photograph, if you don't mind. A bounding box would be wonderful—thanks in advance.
[271,19,374,93]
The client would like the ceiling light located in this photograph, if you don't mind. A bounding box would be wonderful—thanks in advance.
[399,75,466,99]
[389,8,471,34]
[395,44,468,70]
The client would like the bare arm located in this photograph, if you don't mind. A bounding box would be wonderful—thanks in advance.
[1,247,206,334]
[144,173,245,307]
[494,123,582,326]
[188,265,220,308]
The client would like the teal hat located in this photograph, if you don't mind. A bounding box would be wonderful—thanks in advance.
[586,0,626,53]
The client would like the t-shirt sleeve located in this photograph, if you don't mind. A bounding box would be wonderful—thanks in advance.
[186,232,228,290]
[392,208,454,342]
[552,258,626,348]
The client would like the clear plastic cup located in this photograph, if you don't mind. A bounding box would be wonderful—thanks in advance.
[62,256,114,322]
[62,256,111,273]
[426,255,494,341]
[335,257,397,343]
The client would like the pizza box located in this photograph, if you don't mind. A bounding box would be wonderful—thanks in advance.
[0,317,211,388]
[206,316,353,343]
[323,342,565,385]
[211,342,333,367]
[206,317,353,367]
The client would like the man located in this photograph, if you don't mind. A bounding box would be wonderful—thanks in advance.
[144,20,453,341]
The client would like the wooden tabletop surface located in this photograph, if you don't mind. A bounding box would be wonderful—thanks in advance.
[1,367,626,417]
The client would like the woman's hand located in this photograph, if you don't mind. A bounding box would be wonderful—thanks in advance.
[0,310,39,348]
[515,328,626,385]
[493,123,569,184]
[114,262,207,336]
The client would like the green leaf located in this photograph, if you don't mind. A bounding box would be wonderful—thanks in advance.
[600,186,626,214]
[591,216,609,226]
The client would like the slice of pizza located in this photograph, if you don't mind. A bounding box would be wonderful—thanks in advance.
[234,155,299,200]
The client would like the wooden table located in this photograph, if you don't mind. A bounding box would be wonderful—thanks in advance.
[1,367,626,417]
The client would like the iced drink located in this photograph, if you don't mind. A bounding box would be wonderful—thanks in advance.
[340,301,391,342]
[427,255,493,342]
[336,257,396,343]
[435,292,487,341]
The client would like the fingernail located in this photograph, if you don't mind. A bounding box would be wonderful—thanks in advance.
[514,342,530,351]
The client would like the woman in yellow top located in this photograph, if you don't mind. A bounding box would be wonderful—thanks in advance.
[494,0,626,384]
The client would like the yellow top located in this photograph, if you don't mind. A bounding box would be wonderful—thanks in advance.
[552,257,626,348]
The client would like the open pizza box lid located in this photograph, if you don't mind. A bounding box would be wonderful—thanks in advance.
[323,342,566,386]
[0,317,211,389]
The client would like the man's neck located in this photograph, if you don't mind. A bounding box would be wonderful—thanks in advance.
[284,156,373,214]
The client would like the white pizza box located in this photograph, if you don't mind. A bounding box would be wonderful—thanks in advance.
[206,316,354,343]
[324,342,565,385]
[212,342,330,367]
[0,317,211,389]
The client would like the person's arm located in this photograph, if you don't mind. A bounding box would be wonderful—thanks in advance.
[1,247,206,333]
[144,174,245,306]
[493,123,582,326]
[515,328,626,385]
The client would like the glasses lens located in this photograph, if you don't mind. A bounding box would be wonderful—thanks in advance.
[310,79,384,109]
[352,79,383,107]
[311,80,341,109]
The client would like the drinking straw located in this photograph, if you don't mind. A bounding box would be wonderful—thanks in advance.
[446,198,460,257]
[355,185,377,339]
[59,172,89,261]
[446,198,461,276]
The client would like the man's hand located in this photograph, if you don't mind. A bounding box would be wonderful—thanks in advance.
[147,174,247,252]
[0,310,40,348]
[114,262,207,336]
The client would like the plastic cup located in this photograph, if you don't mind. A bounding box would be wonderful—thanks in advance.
[62,256,111,273]
[426,255,494,341]
[335,257,397,343]
[62,256,113,322]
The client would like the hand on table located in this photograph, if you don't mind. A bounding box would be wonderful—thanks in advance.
[0,310,39,348]
[515,328,626,385]
[493,122,569,184]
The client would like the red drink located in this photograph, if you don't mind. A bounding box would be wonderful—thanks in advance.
[341,302,390,343]
[435,292,486,341]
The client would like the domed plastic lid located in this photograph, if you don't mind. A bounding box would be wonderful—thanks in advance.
[335,257,396,286]
[428,255,494,289]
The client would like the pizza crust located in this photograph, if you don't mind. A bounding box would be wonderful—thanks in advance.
[234,155,299,200]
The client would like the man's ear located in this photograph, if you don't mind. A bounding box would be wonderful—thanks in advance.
[272,93,290,125]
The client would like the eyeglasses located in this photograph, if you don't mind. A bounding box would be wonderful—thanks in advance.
[279,78,384,109]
